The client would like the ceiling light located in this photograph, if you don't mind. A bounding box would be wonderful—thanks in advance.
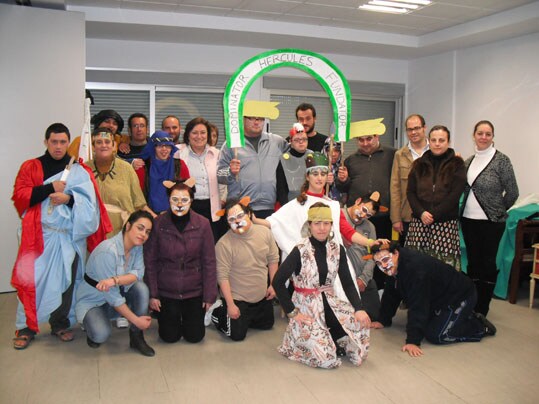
[359,4,408,14]
[388,0,431,5]
[371,0,418,9]
[358,0,431,14]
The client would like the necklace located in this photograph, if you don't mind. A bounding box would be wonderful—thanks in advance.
[93,158,117,181]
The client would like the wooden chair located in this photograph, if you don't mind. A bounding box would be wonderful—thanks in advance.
[529,243,539,308]
[508,219,539,304]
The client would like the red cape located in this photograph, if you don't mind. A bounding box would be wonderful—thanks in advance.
[11,159,112,332]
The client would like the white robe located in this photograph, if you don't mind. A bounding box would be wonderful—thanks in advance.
[267,195,359,300]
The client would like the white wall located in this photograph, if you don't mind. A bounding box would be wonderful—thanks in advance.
[407,33,539,198]
[0,5,85,292]
[86,39,409,84]
[407,52,455,130]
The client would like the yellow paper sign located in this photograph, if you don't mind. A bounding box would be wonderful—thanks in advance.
[350,118,386,138]
[243,100,280,120]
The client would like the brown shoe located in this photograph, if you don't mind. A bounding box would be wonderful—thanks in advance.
[52,329,75,342]
[13,333,34,350]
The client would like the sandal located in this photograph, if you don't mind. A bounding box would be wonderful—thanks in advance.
[13,334,34,350]
[52,329,74,342]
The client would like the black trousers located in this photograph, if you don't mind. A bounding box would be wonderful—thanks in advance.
[212,297,274,341]
[48,257,78,333]
[371,213,393,290]
[322,294,346,342]
[157,295,205,343]
[360,278,381,322]
[398,221,410,246]
[461,218,505,315]
[425,289,485,344]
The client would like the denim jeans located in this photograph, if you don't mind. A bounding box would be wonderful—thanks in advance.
[425,289,485,345]
[82,281,149,343]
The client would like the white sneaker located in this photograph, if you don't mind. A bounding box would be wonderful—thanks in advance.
[204,299,222,327]
[116,317,129,328]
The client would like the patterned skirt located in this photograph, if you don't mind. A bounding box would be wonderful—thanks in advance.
[405,218,461,270]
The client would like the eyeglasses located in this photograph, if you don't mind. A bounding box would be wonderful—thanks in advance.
[227,211,246,224]
[132,124,146,129]
[170,196,191,205]
[308,168,329,177]
[292,137,308,143]
[406,126,423,133]
[245,117,264,122]
[359,205,373,218]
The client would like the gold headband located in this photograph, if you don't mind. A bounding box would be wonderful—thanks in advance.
[308,206,332,222]
[92,131,113,140]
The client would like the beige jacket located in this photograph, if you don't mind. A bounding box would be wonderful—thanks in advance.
[390,145,414,224]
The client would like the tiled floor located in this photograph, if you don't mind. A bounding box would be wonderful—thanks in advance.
[1,290,538,404]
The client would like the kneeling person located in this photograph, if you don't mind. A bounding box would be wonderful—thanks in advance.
[342,193,383,320]
[212,198,279,341]
[371,243,496,357]
[76,211,156,356]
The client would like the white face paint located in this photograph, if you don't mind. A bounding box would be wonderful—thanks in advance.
[374,253,394,275]
[230,220,248,233]
[169,191,192,217]
[353,204,373,224]
[227,207,250,234]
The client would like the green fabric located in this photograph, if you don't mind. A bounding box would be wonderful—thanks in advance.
[460,201,539,299]
[494,204,539,299]
[306,151,328,169]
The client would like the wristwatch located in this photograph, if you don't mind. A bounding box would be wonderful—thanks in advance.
[287,308,300,318]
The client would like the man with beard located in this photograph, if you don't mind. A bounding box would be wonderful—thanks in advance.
[295,103,327,152]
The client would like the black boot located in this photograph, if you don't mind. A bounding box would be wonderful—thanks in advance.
[129,329,155,357]
[87,336,100,348]
[475,313,497,336]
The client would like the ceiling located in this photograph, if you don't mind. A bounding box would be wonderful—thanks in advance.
[22,0,539,59]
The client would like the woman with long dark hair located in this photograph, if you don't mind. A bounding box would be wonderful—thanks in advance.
[75,210,155,356]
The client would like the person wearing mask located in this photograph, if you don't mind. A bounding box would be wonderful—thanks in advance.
[144,180,217,343]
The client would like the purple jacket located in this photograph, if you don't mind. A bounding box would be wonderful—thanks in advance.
[143,210,217,303]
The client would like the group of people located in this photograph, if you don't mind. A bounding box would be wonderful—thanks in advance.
[11,103,518,369]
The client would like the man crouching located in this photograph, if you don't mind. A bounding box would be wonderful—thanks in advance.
[211,197,279,341]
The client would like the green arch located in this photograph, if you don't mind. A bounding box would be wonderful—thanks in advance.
[223,48,351,148]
